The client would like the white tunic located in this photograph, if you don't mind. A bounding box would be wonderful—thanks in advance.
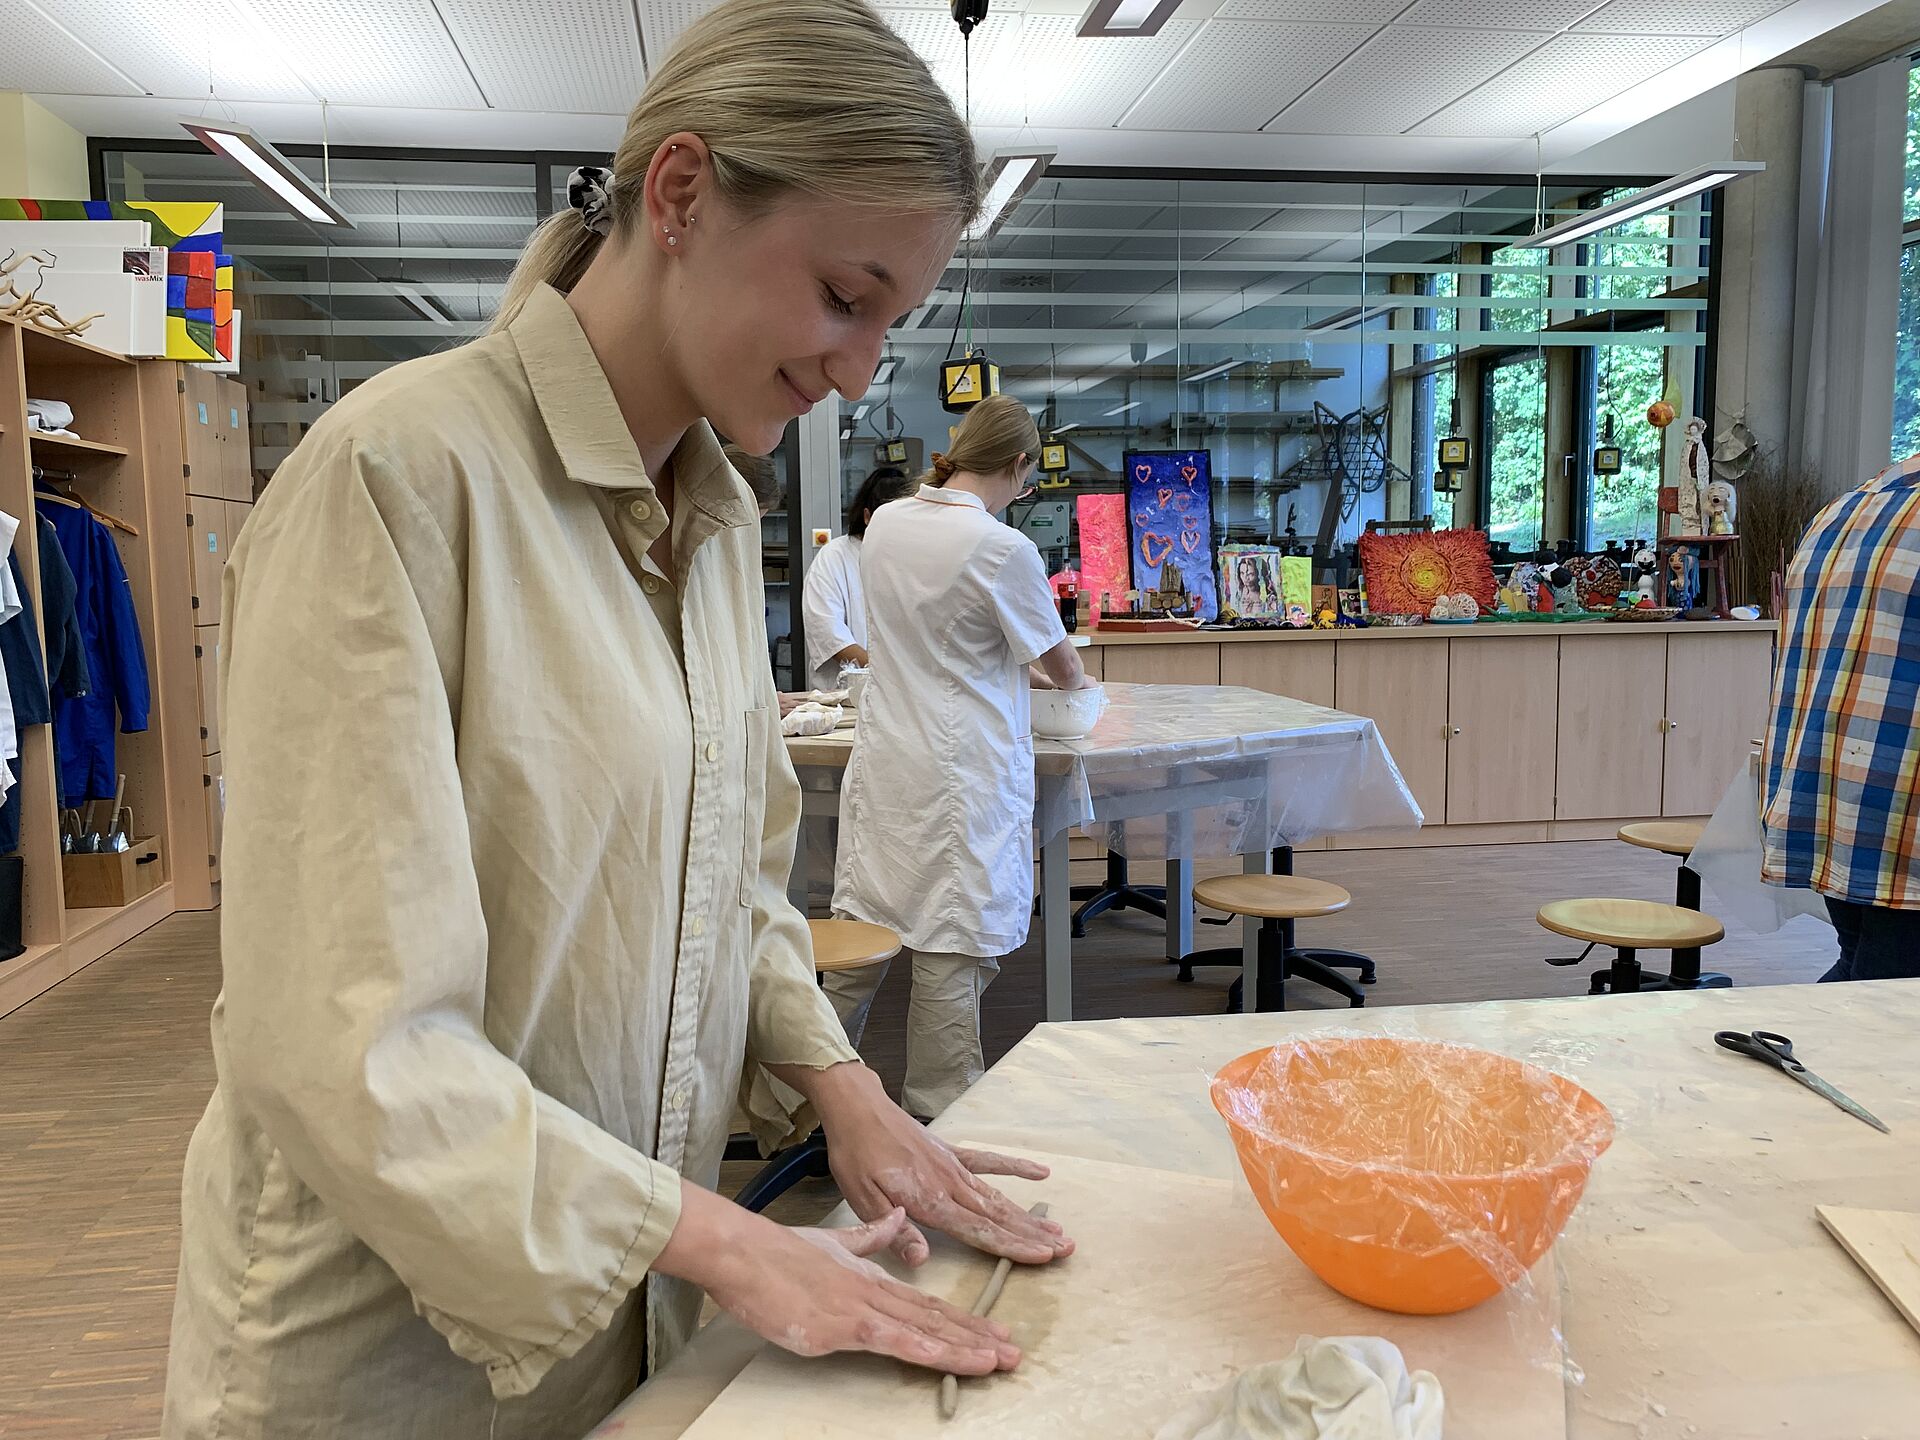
[801,533,865,692]
[834,486,1067,957]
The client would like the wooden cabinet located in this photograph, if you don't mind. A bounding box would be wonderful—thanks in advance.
[1334,638,1449,824]
[1103,643,1221,687]
[204,750,224,886]
[1446,636,1559,824]
[217,380,253,502]
[1663,630,1776,816]
[1221,642,1335,708]
[196,626,221,756]
[188,498,232,616]
[1555,633,1668,820]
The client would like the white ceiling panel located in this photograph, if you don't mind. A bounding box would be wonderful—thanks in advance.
[1574,0,1793,34]
[0,0,144,96]
[40,0,314,102]
[637,0,716,70]
[1414,31,1715,135]
[437,0,643,112]
[1119,19,1378,132]
[1219,0,1414,21]
[1002,12,1205,129]
[1396,0,1600,29]
[231,0,487,108]
[1270,26,1547,134]
[882,8,1035,127]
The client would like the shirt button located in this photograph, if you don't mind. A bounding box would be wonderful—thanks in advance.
[670,1086,689,1109]
[687,916,705,938]
[704,741,721,763]
[628,498,652,523]
[642,577,660,595]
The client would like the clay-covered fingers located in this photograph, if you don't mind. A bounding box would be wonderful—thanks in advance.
[951,1146,1051,1182]
[923,1192,1065,1264]
[813,1207,914,1261]
[870,1284,1018,1367]
[845,1310,1009,1375]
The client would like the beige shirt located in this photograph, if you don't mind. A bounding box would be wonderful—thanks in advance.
[162,284,858,1440]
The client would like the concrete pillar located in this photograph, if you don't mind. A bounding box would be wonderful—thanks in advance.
[0,93,89,198]
[1712,67,1806,462]
[792,397,844,687]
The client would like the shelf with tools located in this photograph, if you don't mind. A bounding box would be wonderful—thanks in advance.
[0,316,202,1018]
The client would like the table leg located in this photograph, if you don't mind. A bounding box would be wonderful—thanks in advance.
[1042,829,1074,1023]
[1673,861,1704,986]
[1165,807,1194,962]
[1242,846,1268,1013]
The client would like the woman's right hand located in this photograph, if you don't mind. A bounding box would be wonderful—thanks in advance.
[656,1186,1020,1375]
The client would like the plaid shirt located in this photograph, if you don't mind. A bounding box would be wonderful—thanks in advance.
[1762,455,1920,907]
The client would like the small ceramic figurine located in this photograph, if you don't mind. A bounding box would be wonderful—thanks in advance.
[1313,605,1338,630]
[1678,416,1707,535]
[1705,478,1737,536]
[1634,544,1658,602]
[1668,544,1698,613]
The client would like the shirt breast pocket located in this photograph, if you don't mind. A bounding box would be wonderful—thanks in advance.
[740,707,768,908]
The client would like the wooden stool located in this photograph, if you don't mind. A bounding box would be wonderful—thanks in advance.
[1617,822,1727,989]
[1177,851,1372,1011]
[1539,897,1725,996]
[733,918,900,1213]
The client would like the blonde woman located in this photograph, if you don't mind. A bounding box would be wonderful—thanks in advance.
[828,394,1093,1118]
[162,4,1070,1436]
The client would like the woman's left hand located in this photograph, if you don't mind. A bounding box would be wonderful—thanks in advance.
[792,1063,1075,1267]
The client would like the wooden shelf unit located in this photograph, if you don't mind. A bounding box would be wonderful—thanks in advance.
[0,317,202,1018]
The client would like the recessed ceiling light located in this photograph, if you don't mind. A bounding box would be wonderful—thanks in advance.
[965,151,1055,243]
[180,118,352,227]
[1104,401,1142,417]
[1052,422,1082,434]
[1509,162,1765,250]
[1078,0,1184,38]
[1183,359,1241,384]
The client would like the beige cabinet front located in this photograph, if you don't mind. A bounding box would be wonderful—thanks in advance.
[1556,632,1667,820]
[1102,642,1222,687]
[1446,636,1558,824]
[1220,642,1335,708]
[1334,638,1448,823]
[1662,630,1776,815]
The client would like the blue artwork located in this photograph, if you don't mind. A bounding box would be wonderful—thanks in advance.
[1126,450,1217,620]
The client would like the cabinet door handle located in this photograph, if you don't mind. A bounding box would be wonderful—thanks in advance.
[1443,724,1462,739]
[1660,718,1679,733]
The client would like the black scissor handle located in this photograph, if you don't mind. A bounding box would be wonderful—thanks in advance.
[1715,1029,1802,1071]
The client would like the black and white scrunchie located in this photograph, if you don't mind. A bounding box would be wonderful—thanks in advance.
[567,166,617,236]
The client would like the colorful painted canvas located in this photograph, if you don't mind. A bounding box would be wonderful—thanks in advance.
[1357,527,1498,616]
[1126,450,1218,620]
[1074,493,1129,612]
[1219,545,1285,619]
[0,199,228,360]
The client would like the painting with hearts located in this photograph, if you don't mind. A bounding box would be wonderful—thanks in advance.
[1125,450,1218,620]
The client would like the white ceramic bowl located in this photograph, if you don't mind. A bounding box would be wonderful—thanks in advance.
[1032,682,1108,740]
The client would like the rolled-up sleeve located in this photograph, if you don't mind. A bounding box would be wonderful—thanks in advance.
[736,694,861,1151]
[218,441,682,1400]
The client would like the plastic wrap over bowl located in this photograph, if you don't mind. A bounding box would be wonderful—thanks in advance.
[1032,683,1108,740]
[1211,1037,1613,1314]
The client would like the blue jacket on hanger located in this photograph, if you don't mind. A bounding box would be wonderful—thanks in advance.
[42,498,149,805]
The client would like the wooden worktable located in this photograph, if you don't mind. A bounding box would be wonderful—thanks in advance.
[595,980,1917,1440]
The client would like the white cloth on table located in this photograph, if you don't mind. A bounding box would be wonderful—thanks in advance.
[801,532,865,693]
[834,485,1067,957]
[1154,1336,1444,1440]
[779,702,842,737]
[1693,761,1829,934]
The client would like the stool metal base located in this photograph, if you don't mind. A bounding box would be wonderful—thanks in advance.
[1184,918,1372,1013]
[1069,852,1166,939]
[1547,941,1732,994]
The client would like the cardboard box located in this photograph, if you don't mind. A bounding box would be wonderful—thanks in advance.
[62,836,164,909]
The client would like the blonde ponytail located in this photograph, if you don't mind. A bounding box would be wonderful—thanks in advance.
[928,394,1038,486]
[494,0,980,330]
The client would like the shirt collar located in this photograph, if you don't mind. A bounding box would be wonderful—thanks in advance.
[509,283,753,530]
[917,484,987,513]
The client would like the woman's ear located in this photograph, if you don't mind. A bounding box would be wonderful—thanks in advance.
[644,133,710,255]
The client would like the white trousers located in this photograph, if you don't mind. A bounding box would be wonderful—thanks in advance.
[821,949,1001,1119]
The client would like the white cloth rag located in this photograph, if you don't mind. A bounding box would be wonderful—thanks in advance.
[26,399,74,432]
[1154,1336,1444,1440]
[780,702,843,738]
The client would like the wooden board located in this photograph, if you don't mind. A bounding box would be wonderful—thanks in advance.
[1446,635,1558,824]
[1817,1207,1920,1339]
[679,1148,1568,1440]
[1555,632,1667,821]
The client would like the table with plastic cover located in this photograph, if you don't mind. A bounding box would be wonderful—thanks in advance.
[784,682,1422,1022]
[591,978,1920,1439]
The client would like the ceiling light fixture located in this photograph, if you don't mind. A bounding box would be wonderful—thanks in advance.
[965,150,1055,243]
[389,283,455,323]
[1104,400,1141,417]
[1305,304,1395,332]
[1183,359,1241,384]
[1052,422,1082,434]
[873,355,901,386]
[1509,161,1765,250]
[1078,0,1184,38]
[181,118,353,227]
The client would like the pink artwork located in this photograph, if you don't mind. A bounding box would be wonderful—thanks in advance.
[1076,493,1129,611]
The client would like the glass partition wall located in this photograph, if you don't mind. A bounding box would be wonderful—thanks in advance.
[95,145,1714,583]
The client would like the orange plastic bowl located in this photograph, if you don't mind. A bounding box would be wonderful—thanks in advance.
[1211,1037,1613,1315]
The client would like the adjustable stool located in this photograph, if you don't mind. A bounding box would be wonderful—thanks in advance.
[1178,849,1374,1011]
[1616,822,1728,988]
[1538,898,1725,995]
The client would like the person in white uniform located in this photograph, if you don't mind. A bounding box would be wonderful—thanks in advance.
[801,465,917,692]
[830,394,1093,1116]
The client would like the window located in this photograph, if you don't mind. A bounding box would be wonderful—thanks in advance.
[1894,60,1920,461]
[1587,339,1666,548]
[1483,354,1546,552]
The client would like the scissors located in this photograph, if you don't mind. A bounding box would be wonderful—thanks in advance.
[1714,1030,1889,1134]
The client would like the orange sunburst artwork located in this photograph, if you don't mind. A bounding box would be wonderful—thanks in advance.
[1358,528,1497,616]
